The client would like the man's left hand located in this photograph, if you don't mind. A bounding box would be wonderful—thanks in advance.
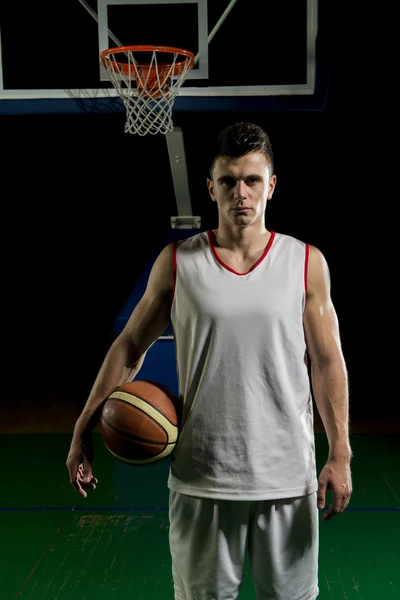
[317,458,352,521]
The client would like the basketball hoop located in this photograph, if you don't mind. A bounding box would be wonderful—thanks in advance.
[100,45,195,136]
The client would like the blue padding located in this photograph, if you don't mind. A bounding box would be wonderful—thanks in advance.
[134,338,179,396]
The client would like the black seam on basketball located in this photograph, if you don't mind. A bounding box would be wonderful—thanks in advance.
[101,411,175,445]
[107,398,172,439]
[108,391,177,426]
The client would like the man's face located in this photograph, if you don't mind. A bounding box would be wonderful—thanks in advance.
[207,152,276,229]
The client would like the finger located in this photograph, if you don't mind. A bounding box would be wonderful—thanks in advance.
[77,468,97,485]
[322,503,341,521]
[77,473,98,488]
[72,475,88,498]
[70,460,97,496]
[76,485,88,498]
[322,506,335,521]
[68,467,84,497]
[79,478,97,489]
[81,459,94,483]
[82,470,93,484]
[341,495,350,512]
[81,482,96,491]
[331,493,343,515]
[317,485,326,510]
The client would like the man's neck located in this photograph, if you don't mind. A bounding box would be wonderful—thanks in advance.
[213,226,271,252]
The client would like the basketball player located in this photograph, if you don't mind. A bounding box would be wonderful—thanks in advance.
[66,122,352,600]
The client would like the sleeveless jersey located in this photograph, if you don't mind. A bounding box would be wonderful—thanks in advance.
[167,230,318,500]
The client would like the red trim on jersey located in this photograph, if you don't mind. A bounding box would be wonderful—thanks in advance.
[171,242,177,311]
[304,243,310,294]
[207,230,276,276]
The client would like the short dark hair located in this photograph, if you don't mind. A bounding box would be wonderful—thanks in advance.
[209,122,274,178]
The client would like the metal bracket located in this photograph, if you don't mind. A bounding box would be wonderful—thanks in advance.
[171,216,202,229]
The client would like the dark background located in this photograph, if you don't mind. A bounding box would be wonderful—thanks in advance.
[0,1,395,431]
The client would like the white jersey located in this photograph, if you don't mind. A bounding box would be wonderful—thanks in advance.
[167,230,318,500]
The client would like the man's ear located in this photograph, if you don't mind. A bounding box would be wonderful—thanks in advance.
[207,178,216,201]
[267,174,277,200]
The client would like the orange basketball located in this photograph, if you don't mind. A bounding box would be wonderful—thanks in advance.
[99,380,180,466]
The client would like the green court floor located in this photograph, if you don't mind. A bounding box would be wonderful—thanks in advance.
[1,432,399,599]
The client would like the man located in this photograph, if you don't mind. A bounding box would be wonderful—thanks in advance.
[67,122,352,600]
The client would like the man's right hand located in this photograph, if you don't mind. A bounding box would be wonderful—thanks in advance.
[66,437,98,498]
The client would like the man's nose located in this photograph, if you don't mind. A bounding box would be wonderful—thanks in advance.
[234,180,247,199]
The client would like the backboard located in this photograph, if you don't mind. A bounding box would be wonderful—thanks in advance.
[0,0,330,115]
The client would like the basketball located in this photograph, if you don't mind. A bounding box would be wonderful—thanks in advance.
[99,380,180,466]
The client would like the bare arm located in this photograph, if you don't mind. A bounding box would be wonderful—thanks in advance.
[73,242,174,436]
[303,245,352,519]
[303,245,351,459]
[66,242,174,495]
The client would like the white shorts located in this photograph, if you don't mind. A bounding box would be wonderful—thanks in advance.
[169,490,319,600]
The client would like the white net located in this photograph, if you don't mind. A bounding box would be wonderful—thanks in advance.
[101,47,194,136]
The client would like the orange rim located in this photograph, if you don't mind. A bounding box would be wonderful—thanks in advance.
[100,45,195,78]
